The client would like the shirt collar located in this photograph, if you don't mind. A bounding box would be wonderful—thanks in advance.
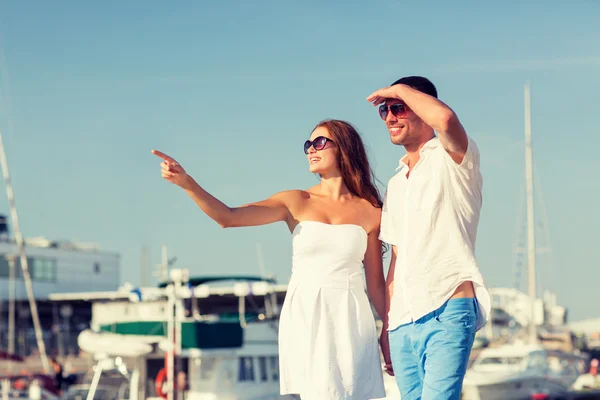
[395,136,439,171]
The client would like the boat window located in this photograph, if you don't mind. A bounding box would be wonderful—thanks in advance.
[478,356,523,365]
[195,357,217,380]
[238,357,255,382]
[258,356,268,382]
[526,351,547,370]
[270,356,279,381]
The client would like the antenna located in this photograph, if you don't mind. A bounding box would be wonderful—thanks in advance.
[154,244,177,282]
[256,242,266,277]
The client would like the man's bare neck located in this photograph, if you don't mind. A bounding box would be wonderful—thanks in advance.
[403,134,435,171]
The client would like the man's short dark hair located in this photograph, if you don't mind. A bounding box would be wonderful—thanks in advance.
[391,76,438,99]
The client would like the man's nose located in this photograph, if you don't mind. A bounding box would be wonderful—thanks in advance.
[385,108,397,124]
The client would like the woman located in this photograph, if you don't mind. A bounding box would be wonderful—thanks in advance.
[152,119,387,399]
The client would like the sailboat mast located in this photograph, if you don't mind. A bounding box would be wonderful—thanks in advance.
[524,82,537,344]
[7,255,16,361]
[0,129,51,372]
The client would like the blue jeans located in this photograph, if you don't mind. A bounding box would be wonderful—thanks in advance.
[388,298,478,400]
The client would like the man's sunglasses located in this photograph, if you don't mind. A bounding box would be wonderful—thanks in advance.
[304,136,335,154]
[378,103,409,120]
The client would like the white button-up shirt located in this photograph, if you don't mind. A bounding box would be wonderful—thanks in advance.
[380,136,490,331]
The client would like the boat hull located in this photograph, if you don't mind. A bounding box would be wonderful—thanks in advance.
[462,376,569,400]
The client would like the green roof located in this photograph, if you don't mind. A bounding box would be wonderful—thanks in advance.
[157,275,276,289]
[99,320,245,349]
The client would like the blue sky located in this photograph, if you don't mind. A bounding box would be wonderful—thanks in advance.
[0,1,598,320]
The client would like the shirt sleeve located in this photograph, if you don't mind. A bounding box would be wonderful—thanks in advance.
[451,135,481,175]
[443,135,483,210]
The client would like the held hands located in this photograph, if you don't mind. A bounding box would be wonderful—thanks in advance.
[152,150,193,190]
[379,329,394,376]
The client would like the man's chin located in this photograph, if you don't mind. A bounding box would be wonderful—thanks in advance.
[390,136,405,145]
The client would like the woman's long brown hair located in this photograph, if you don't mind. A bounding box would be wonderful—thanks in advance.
[313,119,384,209]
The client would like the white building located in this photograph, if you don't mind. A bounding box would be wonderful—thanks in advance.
[489,287,566,328]
[0,235,120,357]
[0,236,120,300]
[568,318,600,350]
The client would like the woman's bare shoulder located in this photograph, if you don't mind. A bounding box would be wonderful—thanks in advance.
[267,190,312,211]
[358,198,383,235]
[272,189,310,201]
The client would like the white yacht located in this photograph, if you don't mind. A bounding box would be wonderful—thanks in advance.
[54,270,296,400]
[462,342,586,400]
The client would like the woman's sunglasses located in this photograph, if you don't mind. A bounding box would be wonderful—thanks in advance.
[378,103,409,120]
[304,136,335,154]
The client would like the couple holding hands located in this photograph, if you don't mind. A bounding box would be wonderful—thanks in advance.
[152,76,490,400]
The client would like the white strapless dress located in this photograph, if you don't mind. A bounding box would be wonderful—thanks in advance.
[278,221,386,400]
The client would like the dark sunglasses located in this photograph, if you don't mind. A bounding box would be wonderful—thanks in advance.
[304,136,335,154]
[378,103,409,120]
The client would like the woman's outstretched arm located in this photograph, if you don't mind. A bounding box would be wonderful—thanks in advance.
[153,149,292,228]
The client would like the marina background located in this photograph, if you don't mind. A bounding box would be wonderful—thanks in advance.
[0,1,599,399]
[0,2,598,320]
[0,1,598,319]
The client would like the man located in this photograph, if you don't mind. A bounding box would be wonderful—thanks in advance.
[49,357,65,393]
[367,76,490,399]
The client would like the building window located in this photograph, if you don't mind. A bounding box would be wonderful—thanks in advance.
[258,356,268,382]
[0,256,56,282]
[32,258,57,282]
[0,256,22,278]
[238,357,255,382]
[0,257,11,278]
[270,356,279,381]
[492,294,502,306]
[94,262,100,274]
